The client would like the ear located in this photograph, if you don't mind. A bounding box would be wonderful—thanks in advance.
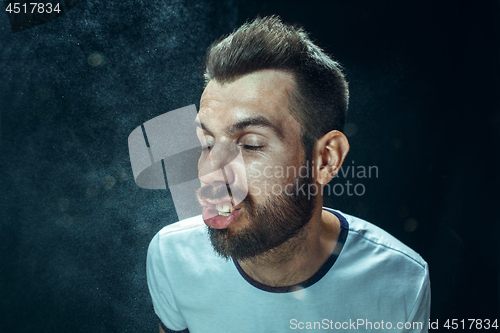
[312,130,350,185]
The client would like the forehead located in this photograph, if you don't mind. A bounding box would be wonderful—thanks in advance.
[198,70,300,133]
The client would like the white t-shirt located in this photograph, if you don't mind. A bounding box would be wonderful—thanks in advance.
[147,208,430,333]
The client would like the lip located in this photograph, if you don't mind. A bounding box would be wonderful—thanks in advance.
[202,206,241,229]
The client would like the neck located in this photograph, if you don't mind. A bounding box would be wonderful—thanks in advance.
[237,205,340,287]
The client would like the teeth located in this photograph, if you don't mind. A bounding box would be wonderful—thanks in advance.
[215,202,234,216]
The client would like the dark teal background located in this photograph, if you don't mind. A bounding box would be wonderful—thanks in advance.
[1,0,499,332]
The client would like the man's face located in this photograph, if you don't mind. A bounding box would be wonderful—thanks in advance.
[196,69,316,260]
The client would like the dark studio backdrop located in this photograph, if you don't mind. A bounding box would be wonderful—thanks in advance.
[0,0,499,332]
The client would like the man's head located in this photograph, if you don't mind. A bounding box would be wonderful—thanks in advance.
[204,16,349,157]
[196,16,350,260]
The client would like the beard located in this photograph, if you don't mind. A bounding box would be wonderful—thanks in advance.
[205,171,316,261]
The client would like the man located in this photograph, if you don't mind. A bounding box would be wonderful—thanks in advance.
[147,16,430,333]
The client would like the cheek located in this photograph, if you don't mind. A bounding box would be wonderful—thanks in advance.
[244,161,296,199]
[245,161,264,180]
[242,144,305,196]
[245,162,264,194]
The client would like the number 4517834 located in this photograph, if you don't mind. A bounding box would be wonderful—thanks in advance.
[5,3,61,14]
[444,319,498,330]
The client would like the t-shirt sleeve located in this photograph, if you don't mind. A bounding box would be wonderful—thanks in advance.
[404,262,431,333]
[147,232,189,332]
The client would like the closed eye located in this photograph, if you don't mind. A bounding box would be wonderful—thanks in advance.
[243,145,264,151]
[201,144,263,152]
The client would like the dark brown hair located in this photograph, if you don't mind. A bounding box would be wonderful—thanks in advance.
[204,16,349,157]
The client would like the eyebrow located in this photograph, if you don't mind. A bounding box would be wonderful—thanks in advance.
[195,116,284,139]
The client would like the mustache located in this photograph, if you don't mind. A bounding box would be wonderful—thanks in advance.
[196,184,248,203]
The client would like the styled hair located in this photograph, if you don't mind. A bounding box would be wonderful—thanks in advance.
[203,16,349,157]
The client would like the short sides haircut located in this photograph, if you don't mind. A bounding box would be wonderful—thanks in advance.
[203,16,349,157]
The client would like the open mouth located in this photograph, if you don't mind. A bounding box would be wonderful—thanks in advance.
[215,202,235,216]
[198,197,242,229]
[198,197,236,216]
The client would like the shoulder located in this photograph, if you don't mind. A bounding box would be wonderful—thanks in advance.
[327,208,430,324]
[158,214,206,238]
[327,207,429,295]
[150,215,206,246]
[332,208,427,269]
[147,215,213,267]
[146,217,209,331]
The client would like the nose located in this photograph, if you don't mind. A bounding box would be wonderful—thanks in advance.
[198,142,239,187]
